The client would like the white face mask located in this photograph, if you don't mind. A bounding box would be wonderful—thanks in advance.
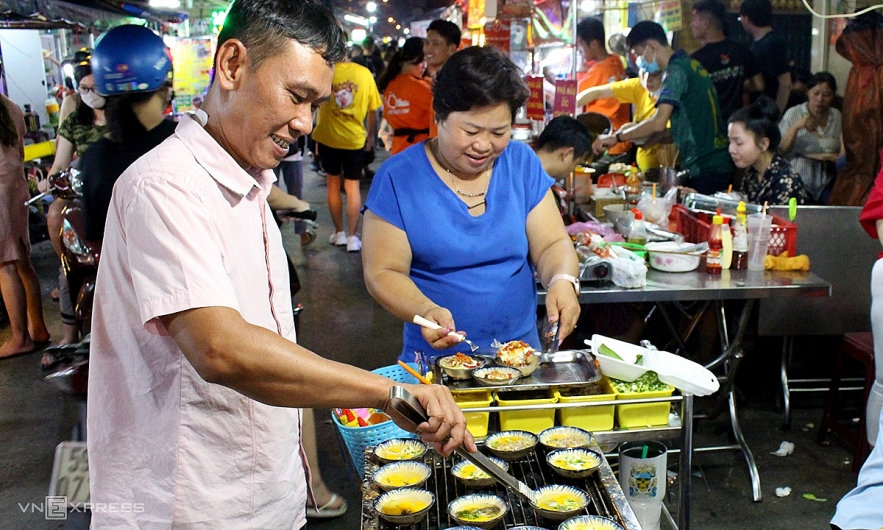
[80,90,106,110]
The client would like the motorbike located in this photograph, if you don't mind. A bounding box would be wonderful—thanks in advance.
[41,167,98,390]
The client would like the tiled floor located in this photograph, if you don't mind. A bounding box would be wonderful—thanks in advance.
[0,154,868,529]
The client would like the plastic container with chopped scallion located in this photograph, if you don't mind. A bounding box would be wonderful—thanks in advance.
[609,371,670,393]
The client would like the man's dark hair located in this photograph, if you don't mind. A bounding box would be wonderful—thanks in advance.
[693,0,728,33]
[535,116,593,160]
[739,0,772,27]
[576,17,605,47]
[433,46,529,123]
[216,0,346,69]
[625,20,669,49]
[427,19,461,47]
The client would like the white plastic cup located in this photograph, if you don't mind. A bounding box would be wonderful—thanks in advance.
[746,214,773,271]
[619,441,667,530]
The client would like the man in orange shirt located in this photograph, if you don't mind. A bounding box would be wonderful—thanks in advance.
[576,17,630,155]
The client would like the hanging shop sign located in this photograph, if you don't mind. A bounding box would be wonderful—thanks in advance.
[169,37,214,112]
[553,78,577,117]
[484,18,511,51]
[628,0,683,33]
[525,75,545,120]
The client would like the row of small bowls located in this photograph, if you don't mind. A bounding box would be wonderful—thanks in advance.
[375,488,625,528]
[437,353,541,386]
[449,518,623,530]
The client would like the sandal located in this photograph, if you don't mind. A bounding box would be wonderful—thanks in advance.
[306,493,347,519]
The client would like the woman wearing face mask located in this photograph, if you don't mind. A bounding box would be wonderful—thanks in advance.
[778,72,842,204]
[728,96,808,205]
[43,50,107,347]
[576,68,664,171]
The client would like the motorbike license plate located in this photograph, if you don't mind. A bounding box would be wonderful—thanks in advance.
[49,441,90,505]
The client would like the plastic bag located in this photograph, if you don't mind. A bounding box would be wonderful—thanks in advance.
[637,186,678,226]
[609,247,647,288]
[378,118,393,152]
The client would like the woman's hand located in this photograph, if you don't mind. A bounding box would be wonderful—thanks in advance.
[385,383,477,456]
[419,306,467,350]
[545,280,581,341]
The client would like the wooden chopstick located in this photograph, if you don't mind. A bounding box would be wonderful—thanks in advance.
[398,360,432,385]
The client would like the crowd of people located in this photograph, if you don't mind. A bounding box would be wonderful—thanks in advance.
[0,0,878,528]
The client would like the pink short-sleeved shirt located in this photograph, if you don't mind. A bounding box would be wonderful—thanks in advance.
[87,112,307,529]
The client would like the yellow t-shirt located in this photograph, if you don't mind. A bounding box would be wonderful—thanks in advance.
[609,77,660,171]
[312,62,382,150]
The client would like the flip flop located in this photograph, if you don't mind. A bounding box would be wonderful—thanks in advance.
[306,493,347,519]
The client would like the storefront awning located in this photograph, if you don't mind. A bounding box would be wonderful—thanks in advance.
[0,0,187,30]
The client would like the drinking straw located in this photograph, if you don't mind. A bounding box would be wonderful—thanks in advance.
[641,445,649,459]
[727,184,733,195]
[652,183,657,202]
[398,360,432,385]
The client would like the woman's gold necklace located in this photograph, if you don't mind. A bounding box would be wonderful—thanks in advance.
[432,140,490,209]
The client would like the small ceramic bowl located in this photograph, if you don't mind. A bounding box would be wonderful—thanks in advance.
[438,353,487,380]
[546,448,603,479]
[531,484,590,521]
[646,242,703,273]
[558,515,626,530]
[448,493,509,529]
[472,366,522,386]
[373,438,428,464]
[539,426,593,451]
[373,488,435,525]
[451,456,510,488]
[485,430,539,461]
[372,461,432,491]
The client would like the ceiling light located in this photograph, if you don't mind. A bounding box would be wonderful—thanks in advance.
[368,16,377,23]
[403,28,410,34]
[395,24,401,29]
[387,16,394,23]
[149,0,180,8]
[366,1,376,12]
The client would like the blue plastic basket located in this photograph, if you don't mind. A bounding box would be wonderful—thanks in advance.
[331,364,420,477]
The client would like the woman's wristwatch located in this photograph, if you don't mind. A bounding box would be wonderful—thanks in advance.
[547,274,580,295]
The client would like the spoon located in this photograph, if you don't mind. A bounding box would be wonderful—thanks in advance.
[412,315,480,352]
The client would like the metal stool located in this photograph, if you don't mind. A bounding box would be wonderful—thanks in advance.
[817,332,876,472]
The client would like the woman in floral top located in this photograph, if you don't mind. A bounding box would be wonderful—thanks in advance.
[728,96,808,205]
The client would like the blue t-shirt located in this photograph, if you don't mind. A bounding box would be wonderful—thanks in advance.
[364,140,555,362]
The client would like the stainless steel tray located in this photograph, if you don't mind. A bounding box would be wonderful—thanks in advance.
[435,350,601,392]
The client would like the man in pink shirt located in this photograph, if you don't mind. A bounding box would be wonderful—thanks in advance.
[87,1,474,528]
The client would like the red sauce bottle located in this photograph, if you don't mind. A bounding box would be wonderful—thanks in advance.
[706,213,724,275]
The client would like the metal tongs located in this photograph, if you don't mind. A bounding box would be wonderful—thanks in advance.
[388,385,537,503]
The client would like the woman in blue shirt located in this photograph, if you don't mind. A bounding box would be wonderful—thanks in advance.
[362,46,580,362]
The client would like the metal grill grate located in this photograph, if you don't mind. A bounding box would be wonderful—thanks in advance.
[361,441,639,530]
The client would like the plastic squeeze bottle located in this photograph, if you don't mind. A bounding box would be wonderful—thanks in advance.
[628,209,648,246]
[732,201,749,270]
[706,212,724,274]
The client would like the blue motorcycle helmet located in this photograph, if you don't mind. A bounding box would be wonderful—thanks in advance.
[92,25,173,97]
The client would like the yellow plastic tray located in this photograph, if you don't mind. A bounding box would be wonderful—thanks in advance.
[611,382,674,429]
[452,390,494,438]
[494,389,558,434]
[555,377,616,432]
